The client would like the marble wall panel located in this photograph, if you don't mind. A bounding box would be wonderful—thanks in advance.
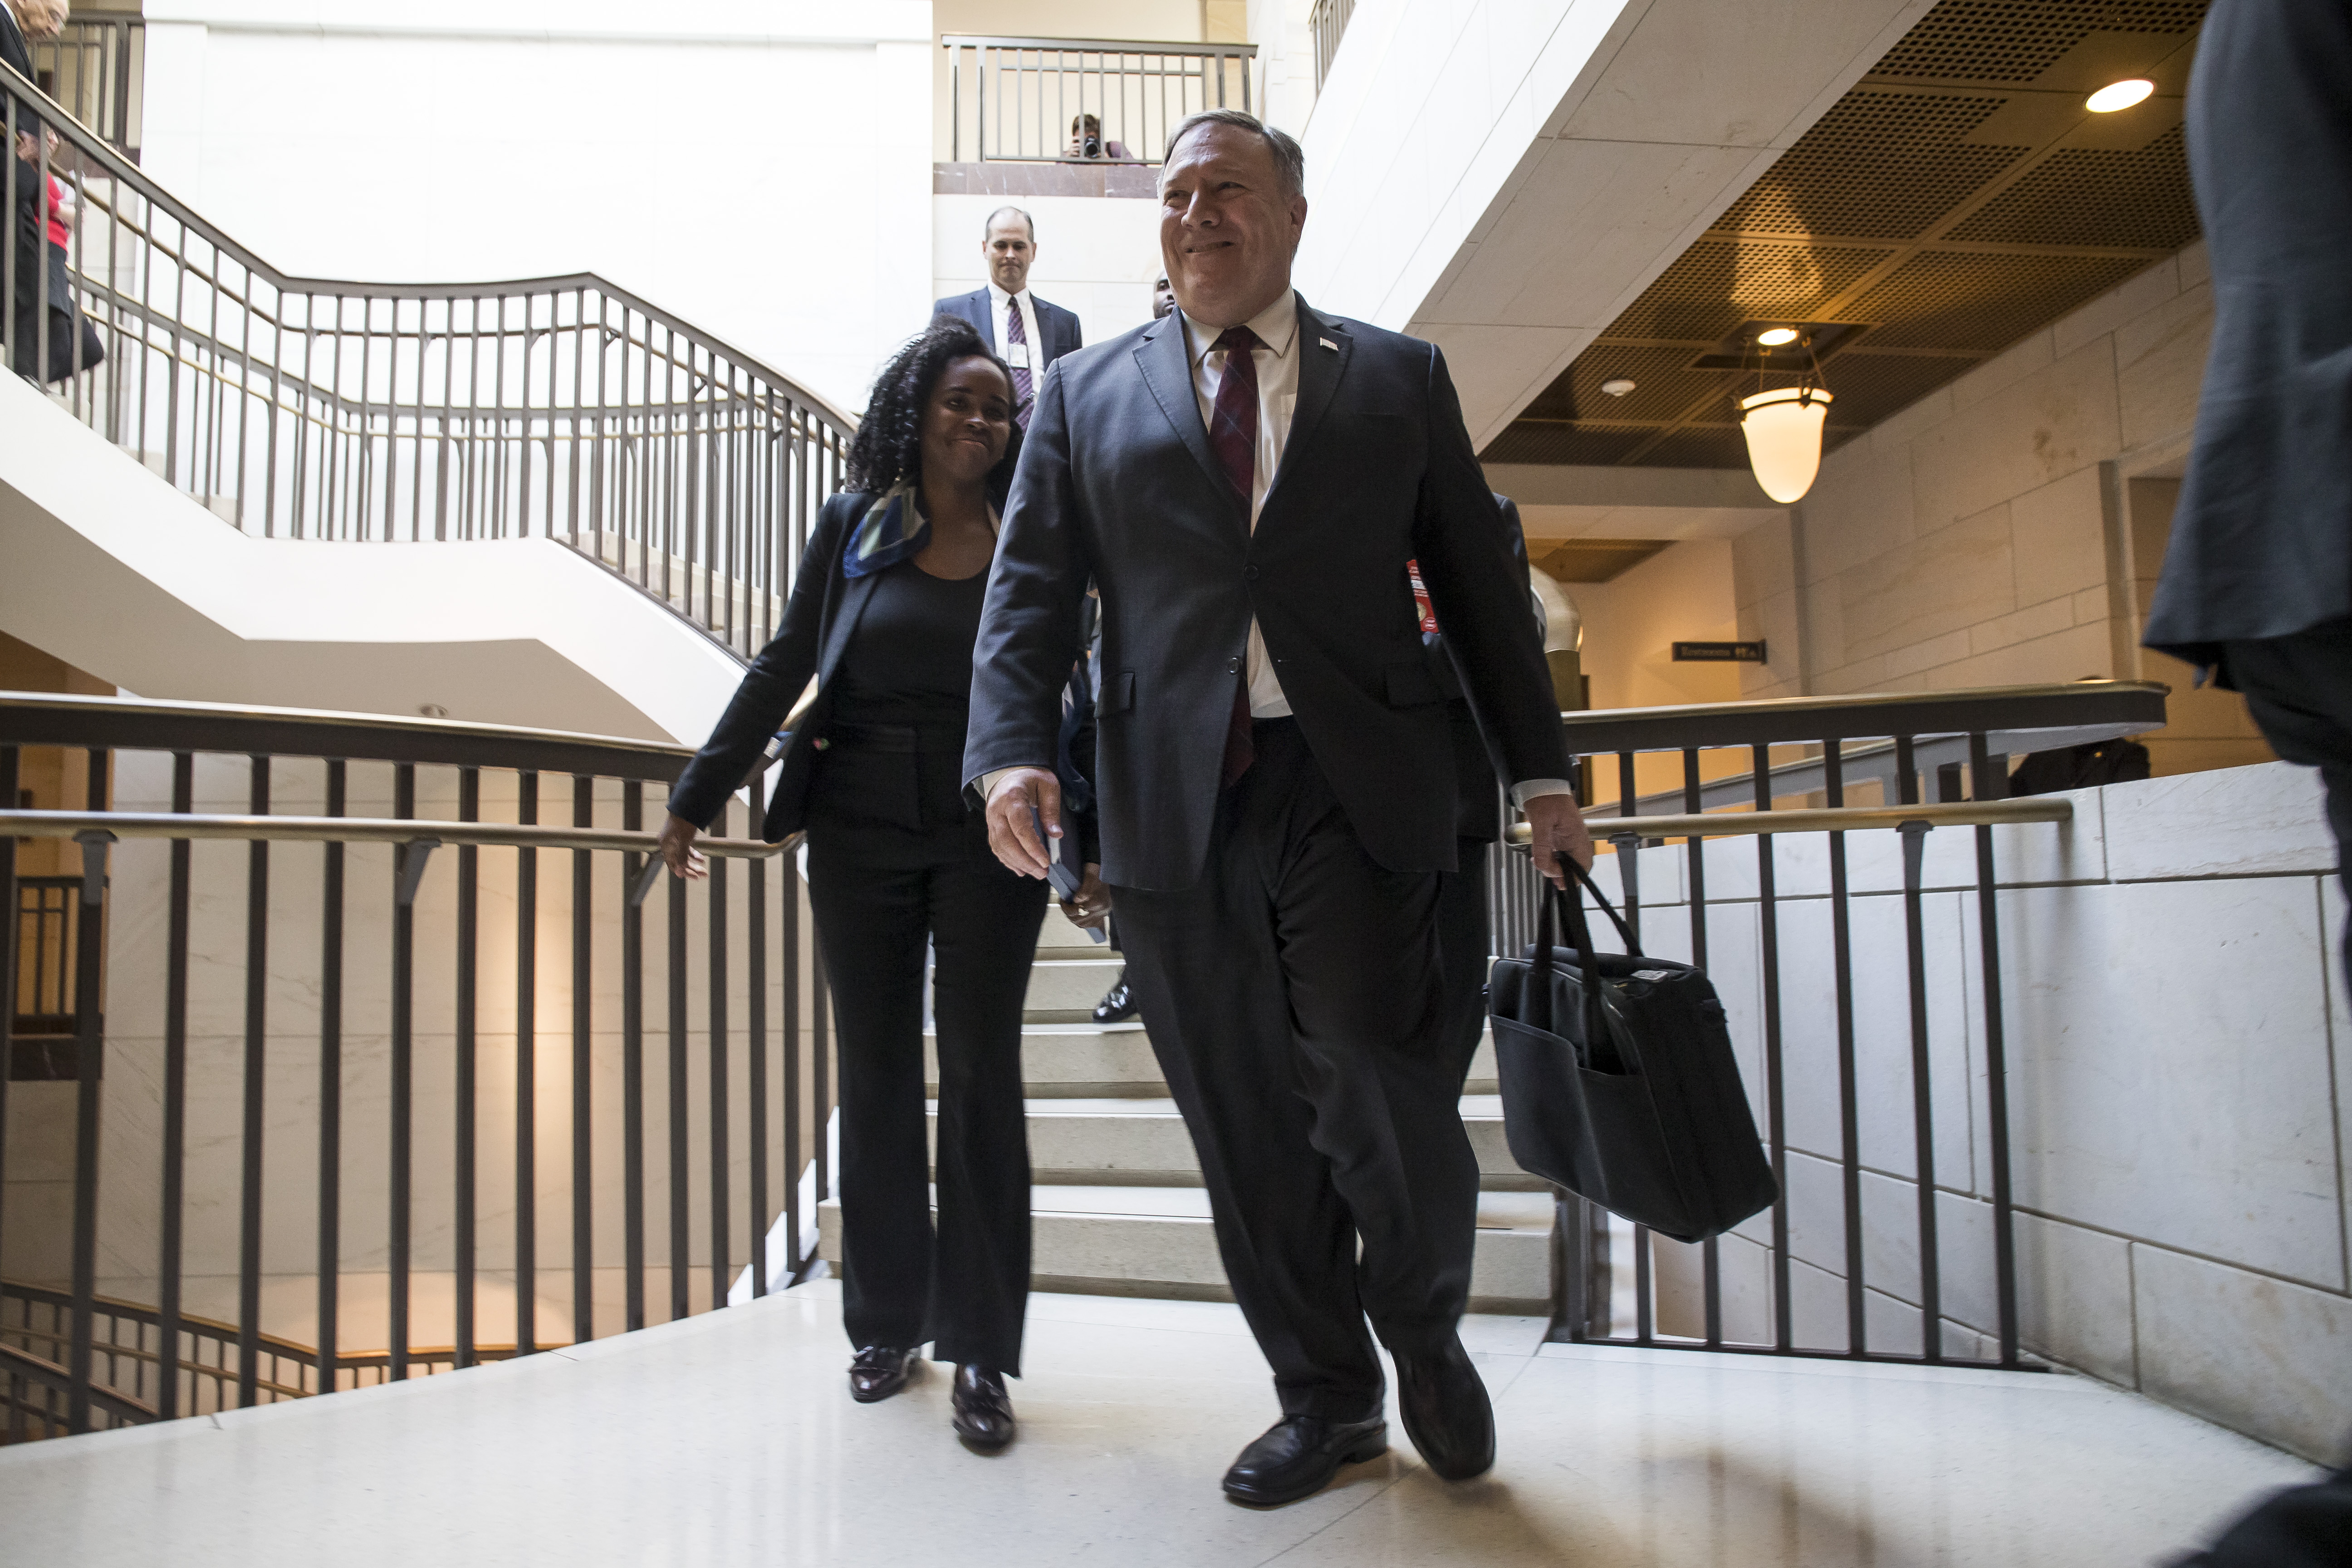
[2008,467,2109,605]
[1767,893,1978,1184]
[2131,1244,2352,1466]
[1838,505,2016,667]
[2002,877,2346,1289]
[2013,1211,2136,1387]
[2113,281,2215,454]
[2102,763,2333,882]
[1906,341,2123,534]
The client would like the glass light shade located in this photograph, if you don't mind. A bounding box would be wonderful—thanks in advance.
[1740,387,1833,503]
[1529,564,1581,653]
[2085,78,2154,113]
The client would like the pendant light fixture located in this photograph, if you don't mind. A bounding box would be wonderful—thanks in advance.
[1739,329,1833,504]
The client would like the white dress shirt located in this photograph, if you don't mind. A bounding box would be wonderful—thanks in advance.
[985,282,1044,375]
[1180,294,1301,719]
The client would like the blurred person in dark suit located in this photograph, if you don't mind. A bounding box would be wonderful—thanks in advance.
[1152,271,1177,321]
[657,316,1042,1452]
[966,108,1589,1506]
[2145,0,2352,1006]
[934,207,1082,432]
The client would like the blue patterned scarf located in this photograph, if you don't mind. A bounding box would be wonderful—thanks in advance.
[842,482,926,579]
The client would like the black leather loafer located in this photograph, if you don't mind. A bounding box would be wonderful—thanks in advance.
[1396,1338,1494,1480]
[848,1345,917,1404]
[1221,1415,1388,1506]
[951,1363,1016,1448]
[1092,974,1139,1024]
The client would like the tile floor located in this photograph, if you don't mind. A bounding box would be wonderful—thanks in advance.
[0,1280,2319,1566]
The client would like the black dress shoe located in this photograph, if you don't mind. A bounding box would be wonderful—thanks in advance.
[1396,1338,1494,1480]
[951,1364,1016,1448]
[1221,1415,1388,1506]
[1091,972,1138,1024]
[848,1345,917,1404]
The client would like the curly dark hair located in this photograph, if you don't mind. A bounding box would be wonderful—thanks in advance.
[844,314,1023,501]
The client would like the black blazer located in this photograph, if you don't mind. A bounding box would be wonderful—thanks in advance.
[667,491,890,838]
[933,287,1083,382]
[0,6,32,83]
[2144,0,2352,663]
[965,294,1570,890]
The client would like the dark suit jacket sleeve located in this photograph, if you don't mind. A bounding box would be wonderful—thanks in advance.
[965,361,1089,795]
[1409,348,1569,788]
[666,497,850,829]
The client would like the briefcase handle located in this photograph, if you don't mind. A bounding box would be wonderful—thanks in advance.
[1529,859,1641,1047]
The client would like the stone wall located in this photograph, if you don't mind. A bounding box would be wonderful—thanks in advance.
[1732,240,2273,778]
[1587,760,2350,1464]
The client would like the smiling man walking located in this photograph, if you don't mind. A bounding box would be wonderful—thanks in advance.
[965,109,1591,1505]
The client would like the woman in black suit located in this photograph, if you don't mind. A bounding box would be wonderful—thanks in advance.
[658,317,1043,1448]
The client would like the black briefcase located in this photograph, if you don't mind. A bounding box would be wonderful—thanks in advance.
[1488,863,1777,1244]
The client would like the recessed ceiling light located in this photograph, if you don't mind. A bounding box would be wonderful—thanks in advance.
[1600,377,1637,397]
[1755,327,1799,347]
[2086,78,2154,113]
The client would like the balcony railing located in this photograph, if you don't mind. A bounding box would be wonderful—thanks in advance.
[2,61,852,666]
[1487,680,2168,1367]
[30,14,141,160]
[1309,0,1354,91]
[943,35,1255,165]
[0,692,837,1439]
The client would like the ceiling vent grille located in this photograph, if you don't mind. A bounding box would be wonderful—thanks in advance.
[1716,93,2029,239]
[1871,0,2206,83]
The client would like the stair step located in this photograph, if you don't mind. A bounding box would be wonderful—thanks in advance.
[928,1027,1500,1100]
[927,1021,1160,1098]
[1021,956,1126,1019]
[816,1187,1553,1313]
[937,1095,1538,1191]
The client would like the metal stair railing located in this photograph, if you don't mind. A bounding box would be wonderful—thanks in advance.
[2,59,853,666]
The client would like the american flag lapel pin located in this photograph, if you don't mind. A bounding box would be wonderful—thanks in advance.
[1319,337,1338,351]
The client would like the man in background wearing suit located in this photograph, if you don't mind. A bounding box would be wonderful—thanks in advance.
[934,206,1082,431]
[966,108,1591,1507]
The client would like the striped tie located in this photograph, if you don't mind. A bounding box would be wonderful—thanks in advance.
[1004,296,1034,430]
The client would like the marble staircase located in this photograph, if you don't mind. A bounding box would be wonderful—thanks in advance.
[817,914,1558,1313]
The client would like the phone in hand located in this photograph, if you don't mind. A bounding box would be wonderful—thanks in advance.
[1030,805,1082,900]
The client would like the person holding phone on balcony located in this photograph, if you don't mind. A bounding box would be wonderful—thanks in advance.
[966,108,1591,1506]
[658,316,1044,1452]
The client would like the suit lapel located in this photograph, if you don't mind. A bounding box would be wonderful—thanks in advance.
[1264,295,1351,514]
[1134,314,1230,503]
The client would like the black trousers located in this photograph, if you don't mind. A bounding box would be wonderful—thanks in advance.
[2223,622,2352,997]
[804,740,1047,1373]
[1112,719,1479,1421]
[1436,836,1493,1087]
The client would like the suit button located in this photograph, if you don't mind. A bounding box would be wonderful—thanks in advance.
[1226,657,1243,674]
[1245,565,1259,580]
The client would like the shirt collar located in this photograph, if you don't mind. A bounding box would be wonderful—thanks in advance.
[987,281,1030,309]
[1181,290,1299,368]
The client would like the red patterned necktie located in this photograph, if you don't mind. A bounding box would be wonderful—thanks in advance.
[1210,325,1262,787]
[1004,295,1034,430]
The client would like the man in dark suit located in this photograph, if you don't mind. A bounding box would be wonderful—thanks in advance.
[965,108,1591,1506]
[933,206,1082,432]
[2144,0,2352,1005]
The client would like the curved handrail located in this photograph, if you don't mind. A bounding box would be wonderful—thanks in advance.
[3,59,858,665]
[0,62,858,434]
[1506,796,2072,845]
[0,690,697,780]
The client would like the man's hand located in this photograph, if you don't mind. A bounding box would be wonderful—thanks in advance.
[657,812,709,881]
[1061,863,1110,929]
[984,768,1062,878]
[1522,793,1594,889]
